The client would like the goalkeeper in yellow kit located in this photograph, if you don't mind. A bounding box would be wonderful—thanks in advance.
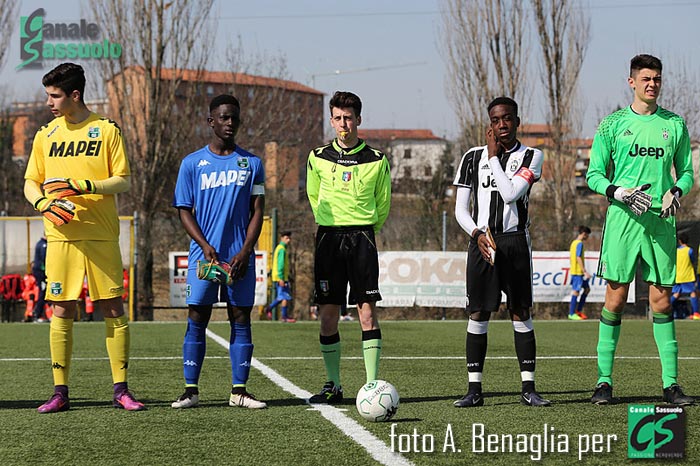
[23,63,144,413]
[587,54,694,405]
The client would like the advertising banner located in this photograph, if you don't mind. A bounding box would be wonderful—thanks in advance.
[377,251,633,308]
[168,251,268,307]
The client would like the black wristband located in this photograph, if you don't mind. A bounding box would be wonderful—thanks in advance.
[670,186,682,197]
[605,185,619,199]
[472,230,485,241]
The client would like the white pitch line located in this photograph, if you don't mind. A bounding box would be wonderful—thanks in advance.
[255,355,700,360]
[205,328,414,466]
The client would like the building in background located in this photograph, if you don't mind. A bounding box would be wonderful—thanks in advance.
[106,67,325,196]
[5,68,324,197]
[519,124,593,195]
[359,129,449,185]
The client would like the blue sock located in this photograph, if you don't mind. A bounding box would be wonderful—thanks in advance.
[692,297,698,314]
[569,296,578,315]
[576,294,587,311]
[671,294,677,304]
[230,322,253,386]
[183,318,207,386]
[281,305,288,320]
[268,298,281,310]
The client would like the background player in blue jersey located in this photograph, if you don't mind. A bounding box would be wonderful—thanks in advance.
[171,94,267,409]
[671,233,697,319]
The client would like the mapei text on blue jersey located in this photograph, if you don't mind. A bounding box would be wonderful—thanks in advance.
[200,169,250,190]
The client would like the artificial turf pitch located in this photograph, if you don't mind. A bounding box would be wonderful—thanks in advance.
[1,318,698,465]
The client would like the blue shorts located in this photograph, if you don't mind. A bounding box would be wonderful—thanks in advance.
[672,282,695,295]
[571,275,590,292]
[275,283,292,301]
[185,260,255,307]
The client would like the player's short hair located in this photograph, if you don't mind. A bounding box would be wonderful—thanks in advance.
[209,94,240,113]
[578,225,591,235]
[281,231,292,238]
[487,96,518,116]
[42,63,86,101]
[329,91,362,117]
[678,233,689,245]
[630,54,662,76]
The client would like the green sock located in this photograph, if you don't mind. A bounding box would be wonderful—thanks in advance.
[652,312,678,388]
[320,339,341,387]
[596,308,622,385]
[362,338,382,383]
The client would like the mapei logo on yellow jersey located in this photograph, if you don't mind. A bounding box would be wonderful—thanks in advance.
[49,140,102,157]
[200,170,249,190]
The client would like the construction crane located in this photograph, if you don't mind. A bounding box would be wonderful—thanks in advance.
[309,61,427,88]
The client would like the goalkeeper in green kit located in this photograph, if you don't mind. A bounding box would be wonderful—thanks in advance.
[587,54,694,405]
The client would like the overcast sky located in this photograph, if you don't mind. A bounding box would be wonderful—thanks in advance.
[2,0,699,139]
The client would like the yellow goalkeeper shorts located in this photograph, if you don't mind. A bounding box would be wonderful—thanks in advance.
[46,240,125,301]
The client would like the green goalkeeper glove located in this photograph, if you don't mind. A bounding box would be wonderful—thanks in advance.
[613,184,652,216]
[34,196,76,226]
[196,260,233,285]
[43,178,96,198]
[660,187,681,218]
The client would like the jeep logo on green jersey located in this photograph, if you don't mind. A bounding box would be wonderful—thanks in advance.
[629,144,665,159]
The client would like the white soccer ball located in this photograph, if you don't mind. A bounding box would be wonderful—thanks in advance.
[355,380,399,422]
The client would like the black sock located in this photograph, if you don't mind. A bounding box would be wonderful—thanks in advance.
[468,382,482,394]
[466,331,487,376]
[185,386,199,396]
[521,381,535,393]
[514,329,536,392]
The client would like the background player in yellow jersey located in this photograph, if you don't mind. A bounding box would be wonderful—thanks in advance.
[23,63,144,413]
[568,226,591,320]
[264,231,295,322]
[671,233,698,320]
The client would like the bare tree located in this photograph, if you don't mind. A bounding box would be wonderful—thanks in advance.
[225,40,324,194]
[0,0,18,72]
[661,58,700,138]
[439,0,529,149]
[0,99,54,215]
[90,0,215,317]
[222,40,325,315]
[531,0,590,246]
[0,0,19,210]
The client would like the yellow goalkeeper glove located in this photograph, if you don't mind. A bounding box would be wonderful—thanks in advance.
[43,178,96,198]
[34,196,76,226]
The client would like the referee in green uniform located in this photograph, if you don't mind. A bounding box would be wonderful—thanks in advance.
[587,54,694,405]
[306,91,391,403]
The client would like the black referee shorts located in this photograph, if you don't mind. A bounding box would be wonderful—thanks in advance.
[314,225,382,305]
[466,230,533,313]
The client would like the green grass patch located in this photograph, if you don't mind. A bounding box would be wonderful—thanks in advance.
[1,319,698,465]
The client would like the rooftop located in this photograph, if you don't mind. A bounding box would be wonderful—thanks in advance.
[115,66,323,96]
[359,129,443,141]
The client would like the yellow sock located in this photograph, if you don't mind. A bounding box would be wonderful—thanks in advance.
[50,315,74,386]
[105,315,130,383]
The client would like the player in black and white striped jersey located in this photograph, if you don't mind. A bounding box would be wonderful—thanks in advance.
[453,97,549,408]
